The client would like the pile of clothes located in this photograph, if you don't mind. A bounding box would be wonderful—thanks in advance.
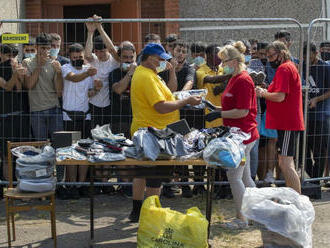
[56,124,249,168]
[12,145,56,192]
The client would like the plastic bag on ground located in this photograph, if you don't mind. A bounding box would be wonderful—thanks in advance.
[137,195,208,248]
[241,187,315,248]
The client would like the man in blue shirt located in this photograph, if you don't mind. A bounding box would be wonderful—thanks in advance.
[303,42,330,179]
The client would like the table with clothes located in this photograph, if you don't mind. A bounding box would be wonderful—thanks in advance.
[55,123,248,242]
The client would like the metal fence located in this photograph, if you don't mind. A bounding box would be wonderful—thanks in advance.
[2,17,322,195]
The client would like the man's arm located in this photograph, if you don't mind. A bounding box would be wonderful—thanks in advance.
[112,64,136,94]
[203,74,231,84]
[166,60,178,92]
[65,67,97,83]
[181,65,195,91]
[153,95,201,114]
[309,90,330,108]
[256,87,286,102]
[52,61,63,97]
[93,15,120,62]
[85,20,96,63]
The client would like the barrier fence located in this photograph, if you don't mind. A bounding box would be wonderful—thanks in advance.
[1,17,327,198]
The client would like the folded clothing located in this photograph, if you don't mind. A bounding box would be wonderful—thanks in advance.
[18,177,56,192]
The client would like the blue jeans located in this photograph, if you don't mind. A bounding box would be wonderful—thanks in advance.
[250,113,261,180]
[31,107,63,140]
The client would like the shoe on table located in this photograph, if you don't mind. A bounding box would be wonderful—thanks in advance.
[181,186,193,198]
[128,210,140,223]
[162,185,175,198]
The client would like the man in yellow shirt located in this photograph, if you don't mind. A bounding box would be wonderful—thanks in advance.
[129,43,201,222]
[196,44,231,128]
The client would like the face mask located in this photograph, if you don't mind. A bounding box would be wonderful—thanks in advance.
[24,53,36,59]
[121,62,131,71]
[223,65,235,75]
[156,61,167,73]
[245,55,252,63]
[50,48,60,57]
[71,59,84,68]
[321,52,330,61]
[260,58,268,66]
[193,56,206,66]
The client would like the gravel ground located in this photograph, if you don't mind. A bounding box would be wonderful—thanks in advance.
[0,188,329,248]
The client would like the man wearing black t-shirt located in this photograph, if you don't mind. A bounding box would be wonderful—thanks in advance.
[0,44,28,183]
[108,41,137,197]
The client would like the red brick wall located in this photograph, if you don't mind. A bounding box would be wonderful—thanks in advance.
[164,0,180,36]
[25,0,42,36]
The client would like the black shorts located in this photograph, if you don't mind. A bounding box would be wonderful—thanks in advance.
[134,165,174,188]
[277,130,299,157]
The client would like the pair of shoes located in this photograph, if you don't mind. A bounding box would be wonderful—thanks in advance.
[192,185,206,195]
[128,210,140,223]
[162,185,175,198]
[220,219,248,230]
[102,185,116,195]
[181,186,193,198]
[264,171,275,184]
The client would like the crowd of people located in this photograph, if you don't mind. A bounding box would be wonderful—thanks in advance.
[0,16,329,224]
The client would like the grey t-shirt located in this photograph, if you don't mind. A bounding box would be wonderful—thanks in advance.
[24,57,59,112]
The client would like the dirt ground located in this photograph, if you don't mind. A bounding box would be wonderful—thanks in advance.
[0,188,329,248]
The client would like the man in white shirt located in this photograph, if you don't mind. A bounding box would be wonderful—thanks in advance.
[85,15,120,128]
[61,43,101,199]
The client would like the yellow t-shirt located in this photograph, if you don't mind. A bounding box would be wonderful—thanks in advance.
[130,65,180,136]
[196,64,224,128]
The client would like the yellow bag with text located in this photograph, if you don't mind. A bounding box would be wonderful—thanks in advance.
[137,195,209,248]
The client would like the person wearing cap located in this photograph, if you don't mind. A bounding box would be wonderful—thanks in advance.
[302,42,330,180]
[128,43,202,222]
[85,15,120,128]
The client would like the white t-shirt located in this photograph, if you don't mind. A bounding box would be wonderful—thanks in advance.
[61,64,94,121]
[89,53,119,108]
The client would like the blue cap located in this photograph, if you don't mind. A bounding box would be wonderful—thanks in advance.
[142,43,172,60]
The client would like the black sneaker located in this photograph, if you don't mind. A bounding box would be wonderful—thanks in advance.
[182,186,193,198]
[192,185,206,195]
[162,185,175,198]
[128,210,140,223]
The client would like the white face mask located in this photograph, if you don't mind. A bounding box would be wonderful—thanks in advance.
[156,60,167,73]
[24,53,36,59]
[121,62,131,71]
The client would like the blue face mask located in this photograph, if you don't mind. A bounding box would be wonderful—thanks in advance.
[245,55,252,63]
[223,65,235,75]
[193,56,206,66]
[24,53,36,59]
[156,61,167,73]
[50,48,60,57]
[121,62,131,71]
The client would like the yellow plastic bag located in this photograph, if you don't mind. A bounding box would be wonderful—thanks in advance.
[137,195,209,248]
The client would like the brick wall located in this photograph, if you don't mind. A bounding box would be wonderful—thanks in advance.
[164,0,180,36]
[25,0,42,36]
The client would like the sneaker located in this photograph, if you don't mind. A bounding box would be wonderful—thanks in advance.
[128,210,140,223]
[264,171,275,184]
[181,186,193,198]
[162,185,175,198]
[192,185,206,195]
[171,185,181,193]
